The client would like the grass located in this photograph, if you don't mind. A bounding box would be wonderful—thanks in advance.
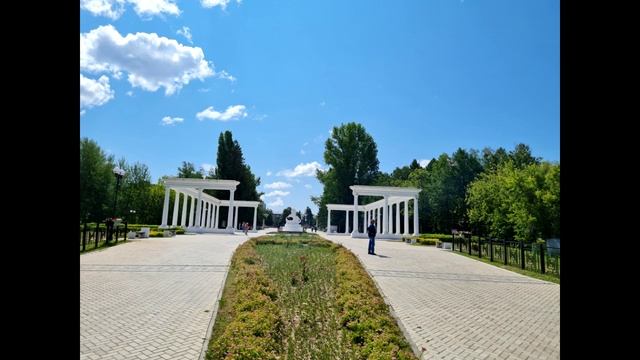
[450,250,560,284]
[207,233,417,359]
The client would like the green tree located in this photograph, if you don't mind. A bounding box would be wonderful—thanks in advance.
[280,207,292,227]
[80,138,115,222]
[211,131,263,225]
[315,123,380,230]
[467,162,560,241]
[177,161,204,178]
[304,207,314,226]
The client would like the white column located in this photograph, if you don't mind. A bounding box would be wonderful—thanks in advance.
[210,204,215,228]
[181,193,188,226]
[204,203,210,228]
[375,208,379,226]
[235,206,239,229]
[327,209,331,233]
[404,200,409,235]
[344,211,349,234]
[227,190,234,230]
[252,206,258,231]
[161,186,170,228]
[413,196,419,235]
[171,191,180,227]
[364,210,368,229]
[395,203,400,234]
[189,197,196,227]
[214,205,219,229]
[353,194,359,234]
[383,197,389,234]
[195,189,202,228]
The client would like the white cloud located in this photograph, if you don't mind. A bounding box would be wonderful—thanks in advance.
[418,159,431,168]
[81,25,214,95]
[217,70,236,82]
[80,0,126,20]
[201,163,215,173]
[80,0,180,19]
[266,171,272,176]
[129,0,180,18]
[304,184,312,189]
[161,116,184,126]
[80,74,115,111]
[264,181,292,189]
[277,161,325,177]
[196,105,247,121]
[126,90,134,96]
[268,197,284,207]
[176,26,192,44]
[201,0,241,10]
[264,190,290,198]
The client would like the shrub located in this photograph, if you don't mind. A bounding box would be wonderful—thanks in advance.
[335,247,417,359]
[416,238,438,246]
[207,240,282,359]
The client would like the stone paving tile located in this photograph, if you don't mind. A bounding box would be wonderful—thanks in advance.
[320,233,560,360]
[81,231,265,360]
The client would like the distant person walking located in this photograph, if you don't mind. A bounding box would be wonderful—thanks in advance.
[242,222,249,235]
[367,219,377,255]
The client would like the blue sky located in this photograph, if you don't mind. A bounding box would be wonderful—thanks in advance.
[80,0,559,214]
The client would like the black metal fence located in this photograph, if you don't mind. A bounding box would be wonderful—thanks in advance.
[80,221,129,253]
[451,233,560,277]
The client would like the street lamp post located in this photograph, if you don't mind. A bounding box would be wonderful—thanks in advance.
[108,167,126,243]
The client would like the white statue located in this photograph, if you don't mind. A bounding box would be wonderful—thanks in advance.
[282,208,303,232]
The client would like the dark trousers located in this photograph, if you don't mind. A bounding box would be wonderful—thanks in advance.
[368,236,375,254]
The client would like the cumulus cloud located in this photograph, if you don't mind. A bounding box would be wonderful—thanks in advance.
[217,70,236,82]
[201,0,241,10]
[80,0,179,19]
[80,0,126,19]
[196,105,247,121]
[176,26,192,43]
[268,198,284,207]
[129,0,180,18]
[418,159,431,168]
[81,25,214,95]
[277,161,325,177]
[80,74,115,111]
[263,191,290,198]
[161,116,184,126]
[264,181,292,189]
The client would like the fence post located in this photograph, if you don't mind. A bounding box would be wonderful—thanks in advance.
[82,222,88,252]
[124,221,128,242]
[489,238,493,262]
[520,240,525,269]
[540,243,546,274]
[503,239,508,265]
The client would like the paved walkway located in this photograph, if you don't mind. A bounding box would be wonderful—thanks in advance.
[320,233,560,360]
[80,231,265,360]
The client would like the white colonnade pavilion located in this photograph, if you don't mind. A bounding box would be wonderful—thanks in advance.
[160,178,260,233]
[326,185,421,240]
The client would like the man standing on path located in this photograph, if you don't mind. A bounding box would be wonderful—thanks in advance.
[367,219,377,255]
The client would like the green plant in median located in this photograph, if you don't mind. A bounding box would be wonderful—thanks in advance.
[207,234,417,359]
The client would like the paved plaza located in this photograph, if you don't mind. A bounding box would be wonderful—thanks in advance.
[320,233,560,360]
[80,231,264,360]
